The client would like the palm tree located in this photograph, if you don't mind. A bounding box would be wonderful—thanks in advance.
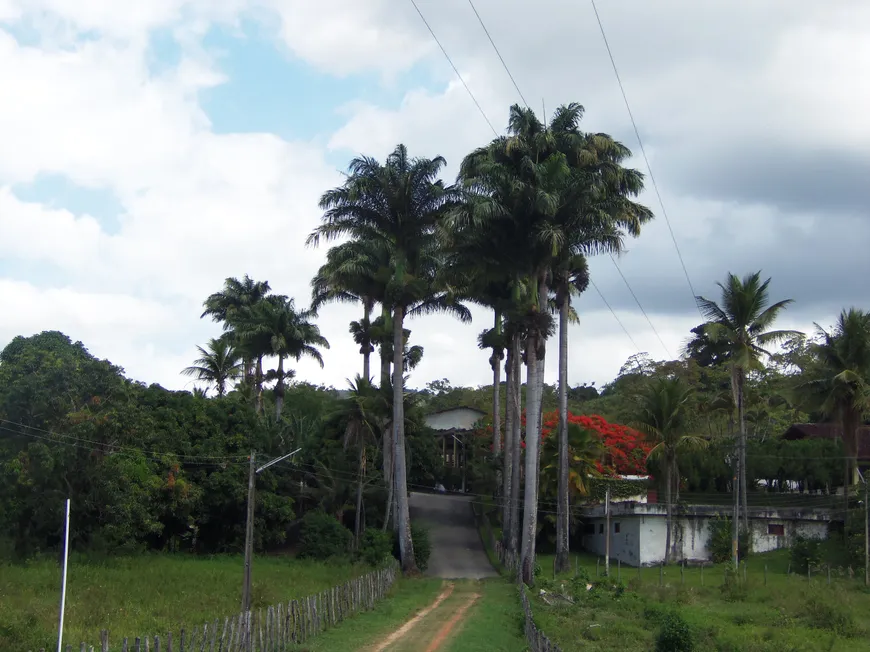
[696,271,798,530]
[181,337,243,397]
[201,275,271,385]
[540,421,604,504]
[234,296,330,420]
[798,309,870,491]
[631,376,707,563]
[309,144,469,572]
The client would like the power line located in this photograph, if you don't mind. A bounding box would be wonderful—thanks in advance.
[589,279,642,352]
[609,255,673,358]
[589,0,703,317]
[409,0,498,136]
[464,0,529,108]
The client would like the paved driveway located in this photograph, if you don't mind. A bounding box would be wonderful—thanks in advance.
[409,492,498,579]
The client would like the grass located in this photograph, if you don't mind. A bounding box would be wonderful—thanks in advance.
[442,579,527,652]
[0,553,373,651]
[529,549,870,652]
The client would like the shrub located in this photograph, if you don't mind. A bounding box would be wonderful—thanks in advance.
[707,518,750,563]
[357,528,393,566]
[655,611,695,652]
[393,522,432,571]
[298,510,352,560]
[803,595,856,636]
[790,535,822,573]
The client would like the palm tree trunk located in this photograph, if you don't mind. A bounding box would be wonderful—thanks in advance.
[379,305,393,529]
[255,355,264,414]
[362,300,373,381]
[502,344,514,545]
[509,335,523,555]
[492,310,502,455]
[392,304,417,573]
[355,446,365,549]
[520,329,542,585]
[736,369,748,530]
[274,355,285,420]
[555,296,570,573]
[665,456,673,564]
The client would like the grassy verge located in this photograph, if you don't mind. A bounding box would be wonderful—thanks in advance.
[530,550,870,651]
[442,579,526,652]
[0,553,372,650]
[289,577,444,650]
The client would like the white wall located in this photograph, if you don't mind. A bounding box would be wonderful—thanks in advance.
[424,408,486,431]
[581,513,829,566]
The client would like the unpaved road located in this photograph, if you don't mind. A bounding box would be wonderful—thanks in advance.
[409,492,497,580]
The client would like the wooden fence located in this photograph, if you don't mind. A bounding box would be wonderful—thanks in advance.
[38,561,398,652]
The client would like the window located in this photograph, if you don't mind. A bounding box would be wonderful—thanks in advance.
[614,522,621,534]
[599,524,604,534]
[768,523,785,536]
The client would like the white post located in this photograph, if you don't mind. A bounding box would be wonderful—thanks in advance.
[57,498,71,652]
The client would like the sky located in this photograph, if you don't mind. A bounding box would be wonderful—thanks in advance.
[0,0,868,393]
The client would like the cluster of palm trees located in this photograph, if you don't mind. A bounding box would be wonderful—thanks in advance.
[184,276,330,419]
[306,102,653,581]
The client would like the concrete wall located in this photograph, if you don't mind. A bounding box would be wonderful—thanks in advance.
[424,408,486,431]
[581,511,829,566]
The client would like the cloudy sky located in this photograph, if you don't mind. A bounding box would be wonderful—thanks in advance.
[1,0,868,393]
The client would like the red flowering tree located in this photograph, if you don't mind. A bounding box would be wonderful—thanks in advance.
[520,411,651,476]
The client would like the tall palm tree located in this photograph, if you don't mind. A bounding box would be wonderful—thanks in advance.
[798,309,870,491]
[181,337,243,397]
[309,144,469,572]
[201,275,271,386]
[234,296,330,420]
[631,376,707,563]
[696,271,798,530]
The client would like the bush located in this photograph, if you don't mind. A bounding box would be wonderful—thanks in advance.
[393,522,432,571]
[790,535,822,574]
[298,510,352,560]
[357,528,393,566]
[803,595,856,636]
[707,518,750,563]
[655,611,695,652]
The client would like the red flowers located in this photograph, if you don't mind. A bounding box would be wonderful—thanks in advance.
[516,411,651,476]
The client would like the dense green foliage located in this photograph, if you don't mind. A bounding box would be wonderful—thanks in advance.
[707,518,750,564]
[299,510,353,559]
[655,610,695,652]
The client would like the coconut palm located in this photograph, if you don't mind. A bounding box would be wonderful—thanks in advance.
[696,272,798,529]
[234,296,330,420]
[309,144,470,572]
[631,376,707,563]
[798,309,870,490]
[181,337,243,397]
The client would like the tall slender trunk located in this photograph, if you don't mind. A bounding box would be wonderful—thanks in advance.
[502,344,514,543]
[555,295,570,573]
[355,445,365,548]
[665,456,673,564]
[520,330,542,585]
[362,300,373,382]
[274,355,285,420]
[492,310,503,455]
[379,305,393,530]
[509,336,523,555]
[255,355,264,414]
[735,368,748,530]
[392,304,417,573]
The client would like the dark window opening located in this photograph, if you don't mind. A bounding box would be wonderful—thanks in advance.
[614,522,621,534]
[768,523,785,536]
[598,523,604,534]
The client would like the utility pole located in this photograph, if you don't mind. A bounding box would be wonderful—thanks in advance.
[860,470,868,587]
[241,448,302,614]
[241,451,256,614]
[605,485,611,577]
[732,445,740,568]
[56,498,71,652]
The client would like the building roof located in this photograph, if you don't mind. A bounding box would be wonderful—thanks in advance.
[424,405,487,417]
[782,423,870,459]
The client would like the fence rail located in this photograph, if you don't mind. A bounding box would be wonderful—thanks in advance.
[37,561,399,652]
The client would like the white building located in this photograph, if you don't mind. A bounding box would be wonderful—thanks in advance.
[423,406,486,469]
[581,502,831,567]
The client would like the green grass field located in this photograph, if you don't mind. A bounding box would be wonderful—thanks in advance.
[0,553,372,651]
[531,550,870,652]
